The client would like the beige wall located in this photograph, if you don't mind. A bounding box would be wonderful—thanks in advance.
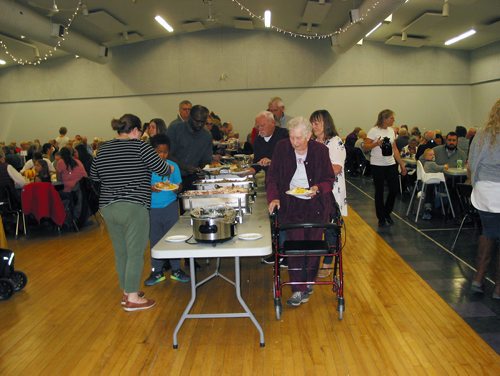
[0,29,497,142]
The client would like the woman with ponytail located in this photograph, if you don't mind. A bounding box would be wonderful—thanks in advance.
[90,114,174,312]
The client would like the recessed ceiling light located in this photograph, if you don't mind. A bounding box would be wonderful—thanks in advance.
[264,10,271,28]
[0,59,6,65]
[155,15,174,33]
[20,35,26,39]
[444,29,476,46]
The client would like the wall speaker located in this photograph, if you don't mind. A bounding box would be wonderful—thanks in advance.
[349,9,360,24]
[98,46,108,58]
[50,24,64,38]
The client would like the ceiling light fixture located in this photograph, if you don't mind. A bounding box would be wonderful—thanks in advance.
[444,29,476,46]
[230,0,383,40]
[357,39,363,45]
[264,10,271,28]
[365,22,382,37]
[20,35,26,39]
[384,14,392,23]
[155,15,174,33]
[0,59,6,65]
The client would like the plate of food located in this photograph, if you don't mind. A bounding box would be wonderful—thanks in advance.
[154,182,179,191]
[286,187,313,197]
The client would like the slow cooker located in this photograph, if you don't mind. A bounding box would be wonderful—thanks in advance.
[191,206,237,243]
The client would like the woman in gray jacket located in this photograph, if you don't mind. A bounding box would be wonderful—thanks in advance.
[469,99,500,299]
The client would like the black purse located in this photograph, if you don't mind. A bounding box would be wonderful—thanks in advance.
[381,137,393,156]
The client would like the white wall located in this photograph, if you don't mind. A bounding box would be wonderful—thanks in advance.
[470,42,500,126]
[0,29,496,143]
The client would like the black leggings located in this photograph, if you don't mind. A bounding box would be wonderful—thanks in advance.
[371,164,399,221]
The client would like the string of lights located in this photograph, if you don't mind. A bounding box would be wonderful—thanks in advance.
[230,0,382,40]
[0,1,82,66]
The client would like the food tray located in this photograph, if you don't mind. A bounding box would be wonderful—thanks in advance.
[193,177,255,191]
[179,192,253,214]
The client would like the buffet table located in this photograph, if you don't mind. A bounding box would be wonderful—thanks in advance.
[152,193,272,349]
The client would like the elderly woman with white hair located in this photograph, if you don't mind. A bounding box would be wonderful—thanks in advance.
[267,116,335,307]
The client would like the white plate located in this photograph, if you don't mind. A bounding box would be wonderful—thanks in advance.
[286,189,313,197]
[238,233,263,241]
[165,235,190,242]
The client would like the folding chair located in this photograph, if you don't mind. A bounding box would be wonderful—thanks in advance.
[0,185,26,238]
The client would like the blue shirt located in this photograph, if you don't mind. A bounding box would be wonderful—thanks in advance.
[151,160,181,209]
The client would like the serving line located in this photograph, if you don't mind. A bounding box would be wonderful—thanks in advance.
[152,193,272,349]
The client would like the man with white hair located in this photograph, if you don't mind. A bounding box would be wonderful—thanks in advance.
[268,97,292,128]
[168,100,192,128]
[249,111,288,175]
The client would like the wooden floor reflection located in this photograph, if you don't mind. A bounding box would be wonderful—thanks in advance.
[0,207,499,375]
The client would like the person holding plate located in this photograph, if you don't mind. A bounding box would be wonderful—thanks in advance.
[267,116,335,307]
[144,134,189,286]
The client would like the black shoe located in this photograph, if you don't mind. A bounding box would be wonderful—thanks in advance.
[378,219,387,227]
[261,254,275,264]
[279,257,288,268]
[385,215,394,225]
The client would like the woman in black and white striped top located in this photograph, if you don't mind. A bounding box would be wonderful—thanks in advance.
[90,113,173,312]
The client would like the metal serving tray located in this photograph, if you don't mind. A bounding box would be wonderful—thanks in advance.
[193,178,255,191]
[179,192,253,214]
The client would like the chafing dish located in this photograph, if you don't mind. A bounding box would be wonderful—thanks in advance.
[193,177,255,191]
[180,188,253,214]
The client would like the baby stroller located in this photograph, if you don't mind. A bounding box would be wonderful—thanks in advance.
[0,248,28,300]
[270,210,344,320]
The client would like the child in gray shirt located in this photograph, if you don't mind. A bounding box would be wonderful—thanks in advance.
[421,148,448,219]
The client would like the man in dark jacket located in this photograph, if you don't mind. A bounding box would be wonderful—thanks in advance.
[249,111,288,175]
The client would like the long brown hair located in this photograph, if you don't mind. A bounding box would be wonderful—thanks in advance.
[375,109,394,128]
[309,109,338,139]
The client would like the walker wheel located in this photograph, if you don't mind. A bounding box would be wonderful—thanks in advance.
[338,305,344,320]
[337,297,345,321]
[0,279,15,300]
[11,271,28,292]
[274,299,282,320]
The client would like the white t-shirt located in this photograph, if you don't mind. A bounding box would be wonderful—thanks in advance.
[471,181,500,213]
[367,126,396,166]
[290,151,310,200]
[21,157,56,173]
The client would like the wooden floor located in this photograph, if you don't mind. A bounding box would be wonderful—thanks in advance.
[1,208,499,375]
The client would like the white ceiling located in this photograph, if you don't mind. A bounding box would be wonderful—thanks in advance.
[1,0,499,69]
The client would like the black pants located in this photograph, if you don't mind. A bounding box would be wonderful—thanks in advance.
[371,164,399,221]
